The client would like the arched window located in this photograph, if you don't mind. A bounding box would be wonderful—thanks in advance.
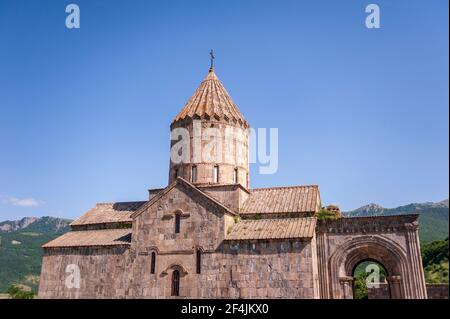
[213,165,219,183]
[233,168,238,184]
[174,168,179,179]
[150,252,156,274]
[196,249,201,274]
[171,270,180,296]
[175,213,181,233]
[191,165,197,183]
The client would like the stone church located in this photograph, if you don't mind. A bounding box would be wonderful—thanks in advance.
[38,65,428,299]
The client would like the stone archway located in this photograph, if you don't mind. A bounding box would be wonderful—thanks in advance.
[328,236,410,299]
[317,215,428,299]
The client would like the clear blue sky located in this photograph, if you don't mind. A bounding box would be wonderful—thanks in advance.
[0,0,448,220]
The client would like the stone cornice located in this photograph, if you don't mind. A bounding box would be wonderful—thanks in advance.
[316,214,420,234]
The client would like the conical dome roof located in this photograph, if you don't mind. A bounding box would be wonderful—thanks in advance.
[173,68,249,128]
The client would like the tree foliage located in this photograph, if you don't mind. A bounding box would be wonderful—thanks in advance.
[422,238,449,283]
[7,285,34,299]
[353,261,388,299]
[316,208,339,220]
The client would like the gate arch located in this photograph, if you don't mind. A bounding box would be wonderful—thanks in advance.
[328,235,410,299]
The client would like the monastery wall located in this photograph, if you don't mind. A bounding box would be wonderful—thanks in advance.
[38,246,130,299]
[128,239,316,299]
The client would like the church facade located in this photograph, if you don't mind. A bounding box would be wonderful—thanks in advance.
[38,67,428,299]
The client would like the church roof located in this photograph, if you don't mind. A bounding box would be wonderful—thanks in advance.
[226,217,316,241]
[70,201,146,226]
[42,228,131,248]
[240,185,320,215]
[69,184,319,227]
[172,68,248,127]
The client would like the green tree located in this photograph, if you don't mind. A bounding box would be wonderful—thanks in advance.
[421,238,449,283]
[7,285,34,299]
[316,208,339,220]
[353,261,388,299]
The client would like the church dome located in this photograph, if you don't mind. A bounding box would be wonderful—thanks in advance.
[168,66,250,188]
[172,68,249,128]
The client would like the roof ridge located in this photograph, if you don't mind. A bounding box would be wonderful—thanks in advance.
[42,228,131,248]
[240,216,316,222]
[95,201,146,206]
[197,183,250,193]
[251,185,319,191]
[69,228,132,233]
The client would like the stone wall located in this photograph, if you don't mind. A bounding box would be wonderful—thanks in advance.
[169,118,249,188]
[39,236,317,299]
[309,233,320,298]
[426,284,449,299]
[199,184,249,212]
[129,239,317,298]
[367,283,390,299]
[214,240,317,299]
[38,246,130,299]
[132,181,232,253]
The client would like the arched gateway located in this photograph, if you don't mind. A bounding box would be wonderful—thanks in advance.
[316,214,428,299]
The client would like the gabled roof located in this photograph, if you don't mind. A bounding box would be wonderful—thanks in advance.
[131,177,238,219]
[172,68,248,128]
[70,201,146,226]
[226,217,316,241]
[42,229,131,248]
[240,185,320,215]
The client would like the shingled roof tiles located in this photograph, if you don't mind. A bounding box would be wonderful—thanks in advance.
[226,217,316,241]
[70,201,146,226]
[42,228,132,248]
[173,69,248,127]
[240,185,320,215]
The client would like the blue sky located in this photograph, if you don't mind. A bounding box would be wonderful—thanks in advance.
[0,0,448,220]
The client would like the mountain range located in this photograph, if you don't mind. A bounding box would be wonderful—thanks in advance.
[0,216,72,293]
[344,199,449,243]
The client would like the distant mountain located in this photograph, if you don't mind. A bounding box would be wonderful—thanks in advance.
[345,199,449,243]
[348,203,384,216]
[0,216,70,233]
[0,216,72,293]
[0,217,39,232]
